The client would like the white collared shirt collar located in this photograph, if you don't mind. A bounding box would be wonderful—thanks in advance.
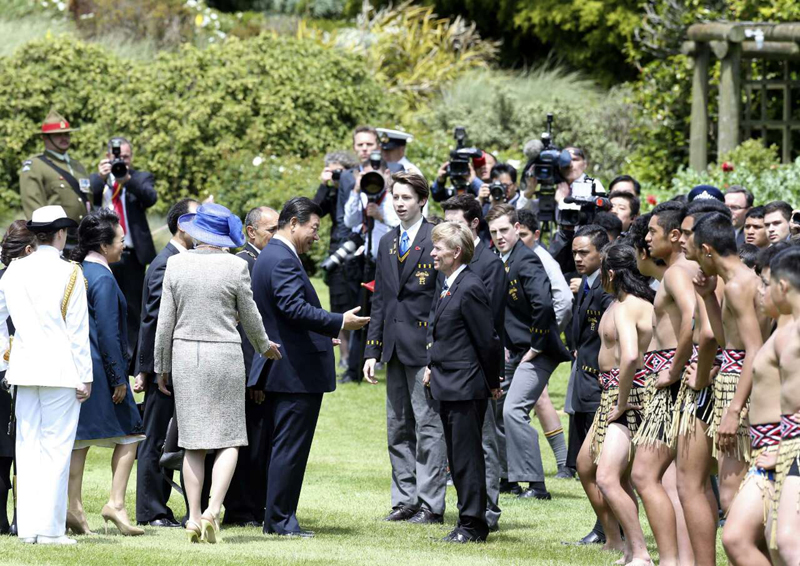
[474,236,481,248]
[45,148,69,162]
[400,216,424,247]
[274,234,298,258]
[248,242,261,255]
[169,239,187,253]
[586,269,600,287]
[443,264,467,291]
[36,245,62,258]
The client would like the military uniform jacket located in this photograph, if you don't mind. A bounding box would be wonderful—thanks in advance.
[569,274,614,412]
[365,220,437,367]
[427,268,502,401]
[503,240,570,363]
[20,152,91,222]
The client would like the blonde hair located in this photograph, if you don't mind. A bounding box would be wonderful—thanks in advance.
[432,221,474,264]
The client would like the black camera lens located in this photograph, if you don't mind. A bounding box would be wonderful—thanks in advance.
[489,182,506,202]
[111,160,128,178]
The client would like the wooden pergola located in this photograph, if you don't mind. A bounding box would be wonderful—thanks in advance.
[683,22,800,170]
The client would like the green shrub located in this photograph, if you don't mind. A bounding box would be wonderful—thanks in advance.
[0,33,393,214]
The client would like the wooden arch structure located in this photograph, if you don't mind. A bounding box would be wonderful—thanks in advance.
[683,22,800,170]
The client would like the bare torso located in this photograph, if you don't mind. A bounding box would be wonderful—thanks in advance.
[750,318,789,425]
[779,318,800,415]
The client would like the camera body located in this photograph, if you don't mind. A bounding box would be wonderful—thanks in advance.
[320,233,364,272]
[444,127,483,194]
[488,181,507,203]
[109,139,128,179]
[526,114,572,223]
[559,178,610,228]
[332,169,343,182]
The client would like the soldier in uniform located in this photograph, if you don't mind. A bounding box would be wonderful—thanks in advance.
[19,109,92,249]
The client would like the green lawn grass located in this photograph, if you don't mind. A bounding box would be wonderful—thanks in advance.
[0,279,729,565]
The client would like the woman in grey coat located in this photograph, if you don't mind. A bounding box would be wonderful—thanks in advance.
[154,203,281,544]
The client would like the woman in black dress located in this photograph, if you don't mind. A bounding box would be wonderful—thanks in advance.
[0,221,38,534]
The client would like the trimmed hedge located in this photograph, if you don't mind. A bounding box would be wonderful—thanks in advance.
[0,33,392,213]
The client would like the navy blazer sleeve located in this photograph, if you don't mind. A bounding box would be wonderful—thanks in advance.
[136,257,168,375]
[519,254,557,352]
[91,275,128,388]
[271,257,343,337]
[461,282,502,390]
[125,170,158,209]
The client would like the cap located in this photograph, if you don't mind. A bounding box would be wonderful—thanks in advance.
[377,128,413,150]
[688,184,724,203]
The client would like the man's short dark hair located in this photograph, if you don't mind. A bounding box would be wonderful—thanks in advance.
[628,213,650,255]
[107,136,133,153]
[608,175,641,196]
[594,212,623,241]
[485,203,517,226]
[352,125,378,144]
[693,211,737,257]
[651,201,687,233]
[278,197,323,229]
[608,190,640,217]
[686,198,731,220]
[725,185,754,208]
[391,172,429,202]
[574,223,610,252]
[441,194,483,225]
[490,163,517,185]
[764,200,793,222]
[739,243,760,270]
[517,209,539,234]
[746,206,766,221]
[770,246,800,290]
[758,240,792,273]
[167,198,199,236]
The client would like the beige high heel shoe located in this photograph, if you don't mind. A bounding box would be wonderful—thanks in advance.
[200,510,220,544]
[66,510,93,535]
[186,520,202,543]
[100,504,144,536]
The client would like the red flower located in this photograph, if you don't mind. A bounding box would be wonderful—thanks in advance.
[415,246,421,251]
[722,162,734,172]
[646,195,657,206]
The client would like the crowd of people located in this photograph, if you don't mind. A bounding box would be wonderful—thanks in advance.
[1,109,800,565]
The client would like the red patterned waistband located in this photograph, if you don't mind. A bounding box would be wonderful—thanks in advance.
[600,368,647,390]
[714,347,724,367]
[750,422,781,449]
[644,349,676,374]
[781,414,800,440]
[720,349,746,374]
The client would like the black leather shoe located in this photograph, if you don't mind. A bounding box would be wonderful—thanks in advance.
[555,466,576,479]
[561,529,606,546]
[407,508,444,524]
[338,372,360,384]
[283,529,314,538]
[442,529,484,543]
[141,518,181,528]
[488,523,499,533]
[384,506,418,522]
[518,487,552,500]
[499,480,522,495]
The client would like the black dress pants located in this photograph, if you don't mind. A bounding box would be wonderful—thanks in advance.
[224,395,269,524]
[110,249,146,363]
[263,392,323,535]
[566,410,596,472]
[136,384,177,524]
[440,398,489,541]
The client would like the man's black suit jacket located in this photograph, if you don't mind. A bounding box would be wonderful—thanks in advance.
[503,240,570,363]
[249,238,343,393]
[428,268,502,401]
[236,243,260,379]
[569,273,614,413]
[365,220,437,367]
[135,242,179,378]
[90,169,158,265]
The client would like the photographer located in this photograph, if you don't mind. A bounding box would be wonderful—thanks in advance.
[90,136,157,362]
[521,145,605,211]
[609,190,640,234]
[480,163,521,213]
[430,152,497,203]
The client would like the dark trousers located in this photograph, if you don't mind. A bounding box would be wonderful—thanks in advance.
[136,384,177,523]
[566,410,596,472]
[263,392,323,535]
[440,399,489,541]
[224,395,269,524]
[110,249,146,363]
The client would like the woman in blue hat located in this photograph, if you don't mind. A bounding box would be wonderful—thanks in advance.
[153,203,281,543]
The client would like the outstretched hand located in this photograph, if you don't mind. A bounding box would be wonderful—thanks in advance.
[343,306,370,331]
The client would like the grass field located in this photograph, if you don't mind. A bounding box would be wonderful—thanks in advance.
[0,279,729,565]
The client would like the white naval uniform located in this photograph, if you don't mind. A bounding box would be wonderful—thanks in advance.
[0,245,92,539]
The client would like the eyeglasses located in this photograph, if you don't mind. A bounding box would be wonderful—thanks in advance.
[727,205,747,212]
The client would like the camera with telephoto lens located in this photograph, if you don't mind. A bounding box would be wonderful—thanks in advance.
[558,178,610,228]
[320,233,365,272]
[525,114,572,223]
[360,150,387,203]
[489,181,507,203]
[109,139,128,179]
[445,127,483,194]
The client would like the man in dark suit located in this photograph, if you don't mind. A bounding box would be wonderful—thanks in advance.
[723,186,753,249]
[363,172,448,525]
[133,198,198,528]
[250,197,369,537]
[485,204,571,501]
[440,194,506,530]
[223,206,279,527]
[565,224,613,545]
[425,221,503,543]
[90,137,157,362]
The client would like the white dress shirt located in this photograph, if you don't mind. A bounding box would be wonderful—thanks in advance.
[169,238,188,253]
[441,264,467,297]
[0,246,92,386]
[343,190,400,259]
[533,244,573,332]
[273,234,298,258]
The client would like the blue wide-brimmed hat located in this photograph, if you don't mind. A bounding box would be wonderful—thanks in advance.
[178,203,245,249]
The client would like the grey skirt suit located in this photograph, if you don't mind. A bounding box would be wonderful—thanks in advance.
[154,249,270,450]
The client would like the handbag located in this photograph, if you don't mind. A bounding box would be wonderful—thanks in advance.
[158,415,185,496]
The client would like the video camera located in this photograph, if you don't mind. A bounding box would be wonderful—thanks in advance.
[360,150,387,203]
[320,232,365,272]
[109,139,128,179]
[444,127,483,194]
[524,114,572,223]
[559,178,610,228]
